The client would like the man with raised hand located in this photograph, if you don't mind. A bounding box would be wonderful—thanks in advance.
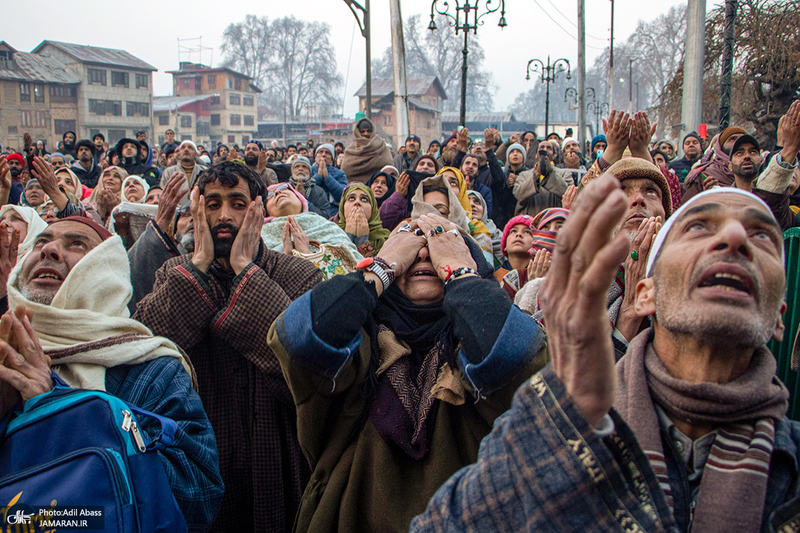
[413,175,800,532]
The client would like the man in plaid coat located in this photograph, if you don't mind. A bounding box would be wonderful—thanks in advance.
[134,161,322,533]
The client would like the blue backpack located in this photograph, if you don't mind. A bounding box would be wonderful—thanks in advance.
[0,376,188,532]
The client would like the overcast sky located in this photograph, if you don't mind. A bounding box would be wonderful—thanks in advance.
[6,0,719,117]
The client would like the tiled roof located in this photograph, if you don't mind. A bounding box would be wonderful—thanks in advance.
[153,94,219,112]
[32,40,156,71]
[355,76,447,99]
[0,52,81,84]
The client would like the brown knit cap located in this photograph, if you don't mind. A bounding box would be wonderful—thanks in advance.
[607,158,673,217]
[719,126,747,149]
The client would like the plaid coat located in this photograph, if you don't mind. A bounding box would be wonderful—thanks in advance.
[133,245,322,533]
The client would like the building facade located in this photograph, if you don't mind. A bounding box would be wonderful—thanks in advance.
[153,94,217,148]
[166,63,261,148]
[355,77,447,149]
[31,40,156,147]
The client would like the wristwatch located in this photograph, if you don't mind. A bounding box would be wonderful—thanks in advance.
[357,257,394,291]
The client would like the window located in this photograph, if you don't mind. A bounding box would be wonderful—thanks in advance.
[21,110,31,127]
[88,68,106,85]
[54,119,76,135]
[242,135,250,144]
[211,114,220,126]
[225,78,231,89]
[243,94,254,106]
[180,135,193,141]
[158,115,170,125]
[50,85,76,97]
[126,102,149,116]
[34,111,47,128]
[158,135,165,145]
[111,71,129,87]
[180,115,192,128]
[7,126,17,135]
[210,96,220,105]
[383,115,391,126]
[244,115,254,126]
[207,74,216,87]
[234,78,242,90]
[90,99,123,116]
[229,94,240,106]
[230,114,241,126]
[135,73,148,88]
[34,84,44,103]
[107,129,127,144]
[228,135,236,143]
[89,129,101,140]
[183,79,190,88]
[19,83,30,102]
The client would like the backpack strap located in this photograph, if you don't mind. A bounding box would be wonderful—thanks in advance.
[126,404,178,451]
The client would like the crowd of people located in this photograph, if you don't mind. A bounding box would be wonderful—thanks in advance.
[0,101,800,532]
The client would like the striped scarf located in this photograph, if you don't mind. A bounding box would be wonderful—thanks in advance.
[616,329,789,533]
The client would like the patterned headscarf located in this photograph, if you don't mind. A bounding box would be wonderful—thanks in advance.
[529,207,569,253]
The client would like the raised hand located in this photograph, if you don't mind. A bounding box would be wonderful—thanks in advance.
[561,184,578,210]
[0,223,19,298]
[602,109,632,165]
[376,220,427,280]
[286,215,310,254]
[457,127,470,153]
[616,216,661,342]
[229,196,265,275]
[281,220,294,254]
[154,173,185,236]
[527,248,551,280]
[31,156,68,211]
[396,172,410,197]
[0,305,52,403]
[190,187,214,273]
[779,100,800,162]
[540,173,630,427]
[628,111,657,161]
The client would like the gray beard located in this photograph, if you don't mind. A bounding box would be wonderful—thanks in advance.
[178,233,195,254]
[654,277,776,349]
[20,285,55,305]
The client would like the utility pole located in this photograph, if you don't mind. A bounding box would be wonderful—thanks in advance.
[344,0,372,118]
[628,58,634,114]
[680,0,706,154]
[608,0,614,110]
[577,0,586,154]
[390,0,410,147]
[719,0,737,129]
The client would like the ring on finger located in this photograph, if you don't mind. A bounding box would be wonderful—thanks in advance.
[427,229,438,237]
[414,228,425,237]
[447,229,459,236]
[631,250,639,261]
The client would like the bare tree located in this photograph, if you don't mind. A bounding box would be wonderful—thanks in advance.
[222,15,343,119]
[657,0,800,148]
[372,15,495,113]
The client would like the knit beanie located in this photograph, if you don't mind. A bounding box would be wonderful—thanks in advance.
[591,135,607,151]
[507,143,527,163]
[562,137,579,149]
[682,131,702,146]
[607,158,673,217]
[292,155,311,172]
[719,126,747,150]
[6,153,24,167]
[501,214,535,256]
[315,144,335,158]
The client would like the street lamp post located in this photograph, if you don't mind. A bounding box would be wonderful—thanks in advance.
[565,87,596,105]
[587,101,610,137]
[526,56,571,137]
[429,0,507,127]
[344,0,372,119]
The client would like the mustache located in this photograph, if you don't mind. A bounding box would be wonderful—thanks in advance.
[211,223,238,238]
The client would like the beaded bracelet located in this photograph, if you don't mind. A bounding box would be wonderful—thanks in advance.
[443,266,477,286]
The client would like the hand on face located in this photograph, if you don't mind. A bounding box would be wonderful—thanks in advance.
[229,195,265,275]
[415,214,476,282]
[189,186,214,273]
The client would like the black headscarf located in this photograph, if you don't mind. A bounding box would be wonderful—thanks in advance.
[366,170,396,207]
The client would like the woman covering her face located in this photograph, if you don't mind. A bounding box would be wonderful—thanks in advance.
[337,183,390,257]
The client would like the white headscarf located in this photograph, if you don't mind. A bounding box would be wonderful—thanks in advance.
[7,235,194,390]
[647,188,776,277]
[122,175,150,203]
[0,205,49,259]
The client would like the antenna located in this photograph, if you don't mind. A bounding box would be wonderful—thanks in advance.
[177,37,214,68]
